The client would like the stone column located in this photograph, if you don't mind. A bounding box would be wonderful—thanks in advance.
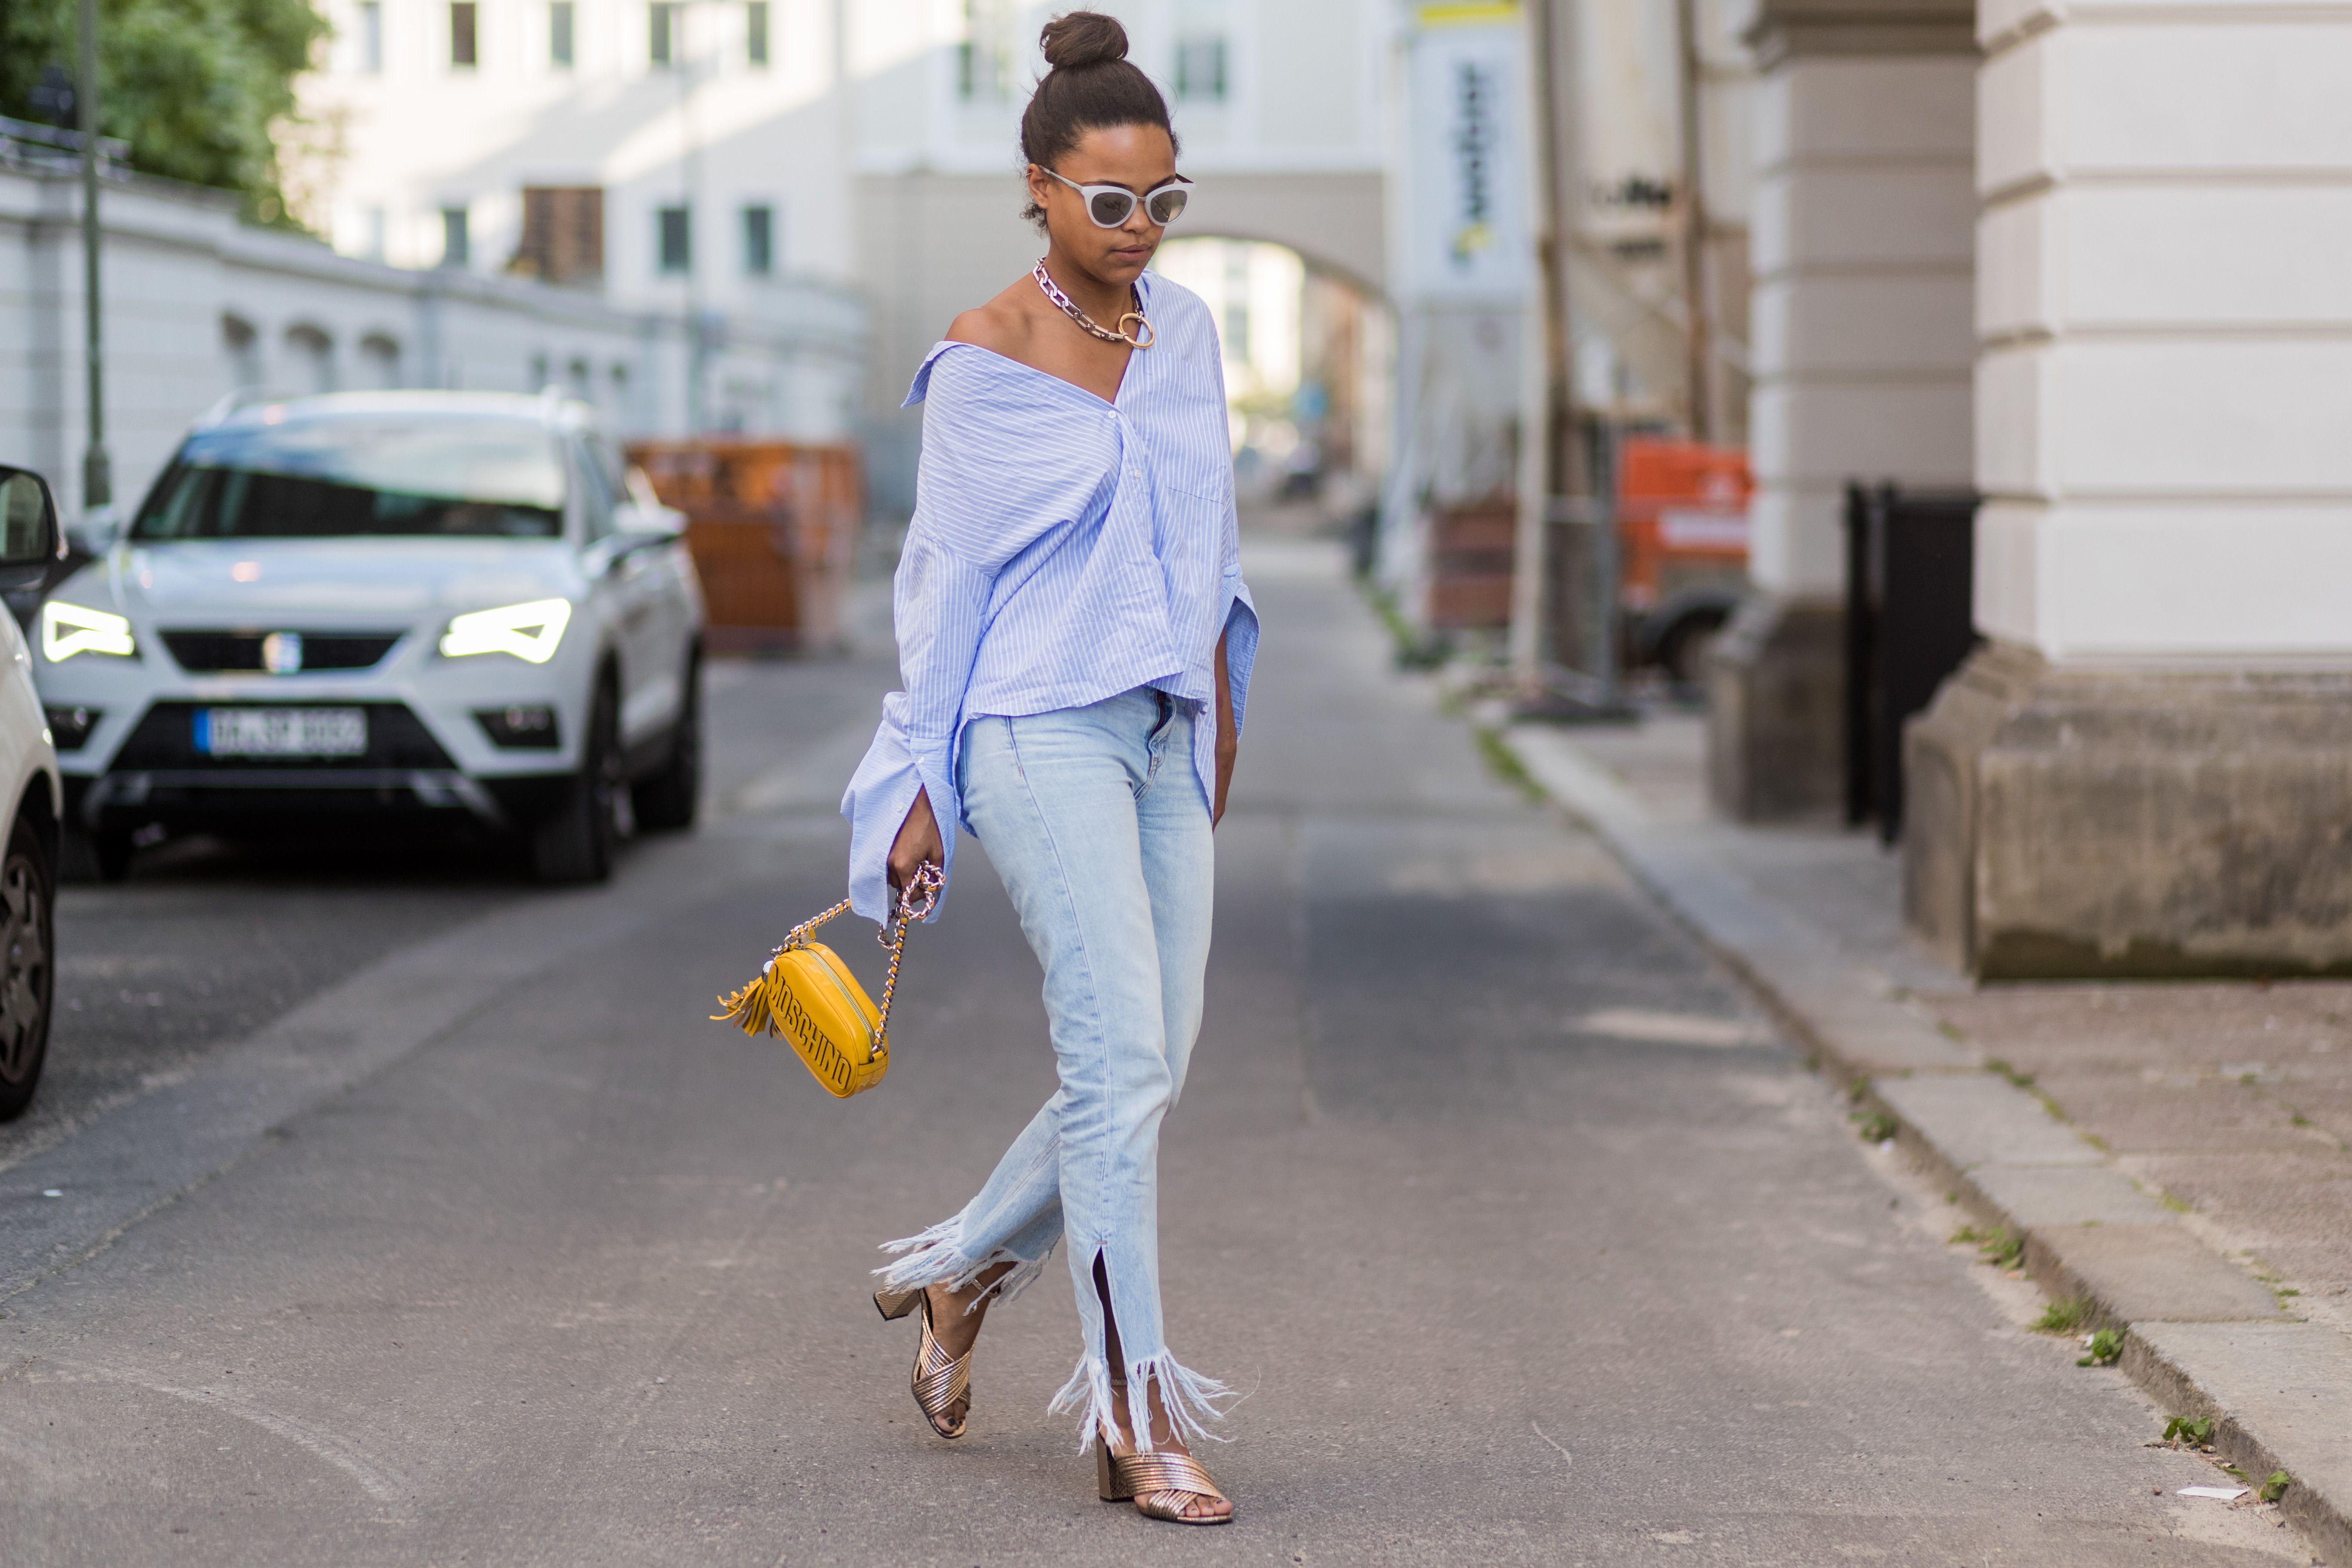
[1905,0,2352,976]
[1706,0,1975,819]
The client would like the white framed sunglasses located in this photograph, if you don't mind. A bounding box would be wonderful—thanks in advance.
[1040,167,1191,228]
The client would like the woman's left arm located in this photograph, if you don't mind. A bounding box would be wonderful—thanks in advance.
[1213,629,1237,827]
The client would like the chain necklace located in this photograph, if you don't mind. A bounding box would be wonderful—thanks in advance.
[1033,260,1155,349]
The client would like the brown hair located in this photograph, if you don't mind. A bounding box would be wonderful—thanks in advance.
[1019,12,1179,227]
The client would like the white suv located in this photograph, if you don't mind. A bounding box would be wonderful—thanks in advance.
[0,463,68,1120]
[35,392,705,884]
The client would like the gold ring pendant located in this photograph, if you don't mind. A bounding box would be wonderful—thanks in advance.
[1118,312,1156,349]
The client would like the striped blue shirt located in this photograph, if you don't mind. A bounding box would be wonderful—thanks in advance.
[841,271,1259,923]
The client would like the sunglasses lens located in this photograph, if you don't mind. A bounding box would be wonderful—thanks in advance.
[1146,187,1188,225]
[1088,190,1134,227]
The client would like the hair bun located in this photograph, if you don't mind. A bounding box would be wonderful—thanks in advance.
[1039,11,1128,70]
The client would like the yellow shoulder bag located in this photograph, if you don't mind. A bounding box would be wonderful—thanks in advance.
[710,863,942,1098]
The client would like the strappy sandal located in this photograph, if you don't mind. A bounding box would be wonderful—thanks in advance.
[874,1287,972,1439]
[1096,1425,1233,1525]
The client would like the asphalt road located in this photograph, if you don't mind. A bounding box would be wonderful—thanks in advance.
[0,542,2313,1565]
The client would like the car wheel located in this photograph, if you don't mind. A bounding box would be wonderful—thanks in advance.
[1658,607,1730,688]
[631,652,701,833]
[530,674,626,884]
[58,823,133,884]
[0,819,55,1122]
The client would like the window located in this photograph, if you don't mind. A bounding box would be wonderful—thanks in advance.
[441,206,471,267]
[450,1,478,66]
[746,1,769,65]
[359,1,383,71]
[516,186,605,284]
[1175,36,1226,101]
[958,0,1011,101]
[657,205,691,274]
[551,1,574,65]
[741,204,774,275]
[649,2,677,66]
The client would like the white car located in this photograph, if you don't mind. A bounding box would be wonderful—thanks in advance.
[0,463,68,1120]
[35,391,705,884]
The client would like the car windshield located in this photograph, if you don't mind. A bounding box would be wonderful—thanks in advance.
[132,414,567,540]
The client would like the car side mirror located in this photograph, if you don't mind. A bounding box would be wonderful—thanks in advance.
[0,466,63,593]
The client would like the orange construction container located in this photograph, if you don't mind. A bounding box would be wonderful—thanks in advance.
[627,439,865,654]
[1615,438,1751,614]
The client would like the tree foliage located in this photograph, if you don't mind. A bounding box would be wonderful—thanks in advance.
[0,0,329,222]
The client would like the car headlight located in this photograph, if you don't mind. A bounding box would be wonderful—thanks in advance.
[439,597,573,665]
[42,600,136,662]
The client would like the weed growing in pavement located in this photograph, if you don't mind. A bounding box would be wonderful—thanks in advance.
[2076,1327,2124,1366]
[2260,1470,2292,1504]
[1474,729,1546,805]
[1847,1078,1870,1104]
[1850,1109,1899,1142]
[2162,1414,2216,1447]
[1949,1225,2027,1270]
[2032,1296,2095,1335]
[1987,1058,2036,1089]
[2159,1192,2193,1214]
[1360,582,1455,671]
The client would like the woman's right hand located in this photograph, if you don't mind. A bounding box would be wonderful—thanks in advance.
[888,788,945,892]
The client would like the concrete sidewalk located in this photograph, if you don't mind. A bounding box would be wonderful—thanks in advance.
[1501,708,2352,1567]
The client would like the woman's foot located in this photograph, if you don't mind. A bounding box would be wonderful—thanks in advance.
[911,1264,1012,1437]
[1100,1374,1233,1524]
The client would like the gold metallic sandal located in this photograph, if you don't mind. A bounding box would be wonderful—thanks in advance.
[874,1287,972,1439]
[1096,1427,1233,1525]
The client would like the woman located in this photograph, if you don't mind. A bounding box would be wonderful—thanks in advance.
[839,9,1254,1528]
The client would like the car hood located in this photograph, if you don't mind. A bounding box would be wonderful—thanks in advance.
[54,538,586,628]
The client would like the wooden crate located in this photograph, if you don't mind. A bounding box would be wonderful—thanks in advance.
[626,439,864,654]
[1424,503,1517,630]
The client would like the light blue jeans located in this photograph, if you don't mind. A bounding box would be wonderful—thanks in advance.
[875,687,1229,1452]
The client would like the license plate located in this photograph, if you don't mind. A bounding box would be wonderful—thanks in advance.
[194,707,368,758]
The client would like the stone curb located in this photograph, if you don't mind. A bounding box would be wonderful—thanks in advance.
[1501,721,2352,1562]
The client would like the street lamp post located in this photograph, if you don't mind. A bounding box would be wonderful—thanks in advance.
[78,0,110,511]
[675,0,707,435]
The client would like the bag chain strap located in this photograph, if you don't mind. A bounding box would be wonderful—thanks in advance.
[774,861,944,1048]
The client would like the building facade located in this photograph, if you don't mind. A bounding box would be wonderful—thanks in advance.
[0,153,863,524]
[298,0,864,436]
[1704,0,2352,977]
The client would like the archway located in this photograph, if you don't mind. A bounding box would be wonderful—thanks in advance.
[1154,236,1394,537]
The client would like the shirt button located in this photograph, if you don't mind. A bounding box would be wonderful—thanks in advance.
[1128,468,1141,478]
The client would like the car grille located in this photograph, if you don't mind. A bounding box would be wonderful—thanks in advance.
[111,702,456,771]
[160,630,404,674]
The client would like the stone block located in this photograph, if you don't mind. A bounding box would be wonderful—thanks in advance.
[1984,503,2352,661]
[1876,1072,2101,1168]
[1753,272,1976,377]
[1751,379,1973,484]
[1745,487,1846,593]
[1705,593,1845,822]
[1905,645,2352,977]
[1967,1163,2169,1228]
[2130,1320,2352,1568]
[2044,1225,2287,1323]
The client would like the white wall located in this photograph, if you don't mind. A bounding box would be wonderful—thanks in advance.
[1972,0,2352,664]
[1746,51,1974,597]
[301,0,856,325]
[0,164,866,521]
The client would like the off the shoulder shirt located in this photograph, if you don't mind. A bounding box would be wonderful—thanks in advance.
[840,271,1260,923]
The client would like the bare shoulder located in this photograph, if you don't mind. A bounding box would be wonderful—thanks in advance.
[945,276,1050,362]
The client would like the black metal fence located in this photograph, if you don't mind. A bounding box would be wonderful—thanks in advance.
[1843,483,1979,841]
